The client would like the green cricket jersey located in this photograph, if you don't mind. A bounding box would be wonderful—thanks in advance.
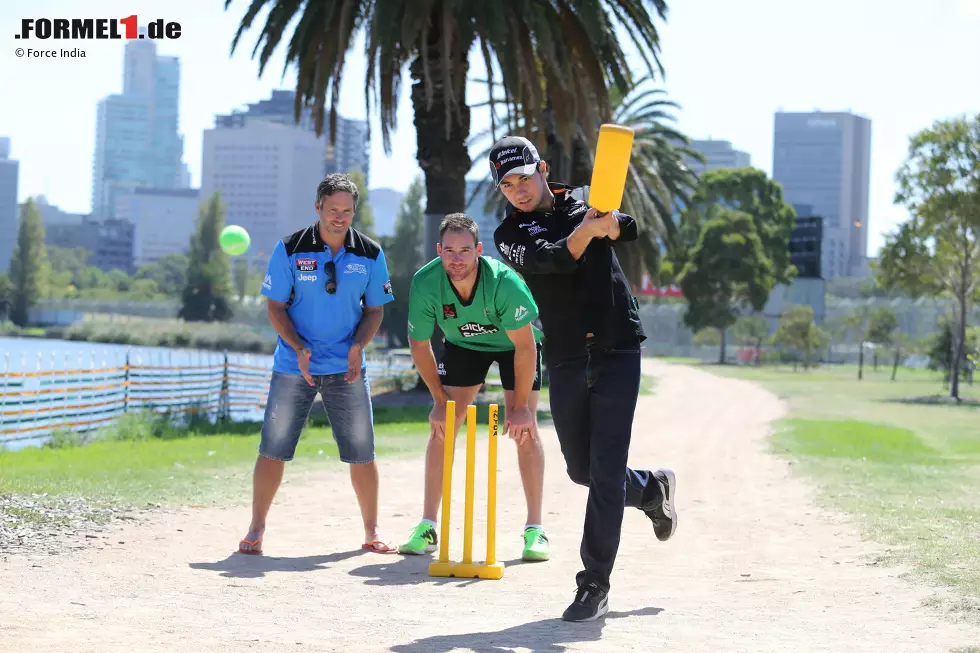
[407,256,543,352]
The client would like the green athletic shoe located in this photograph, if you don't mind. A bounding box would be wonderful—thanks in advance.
[398,521,438,555]
[522,527,550,561]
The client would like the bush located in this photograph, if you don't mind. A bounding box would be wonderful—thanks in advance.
[48,316,277,354]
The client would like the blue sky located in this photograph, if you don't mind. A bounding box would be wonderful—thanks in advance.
[1,0,978,257]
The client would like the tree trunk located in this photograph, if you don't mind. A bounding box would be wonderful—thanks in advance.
[950,294,967,401]
[872,351,878,371]
[857,345,864,380]
[410,14,472,362]
[891,348,900,381]
[719,327,727,365]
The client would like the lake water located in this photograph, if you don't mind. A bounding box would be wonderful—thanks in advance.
[0,337,410,374]
[0,336,274,373]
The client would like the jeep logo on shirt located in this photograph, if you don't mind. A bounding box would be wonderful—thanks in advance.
[459,322,500,338]
[296,258,317,272]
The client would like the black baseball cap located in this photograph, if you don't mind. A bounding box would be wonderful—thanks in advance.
[488,136,542,185]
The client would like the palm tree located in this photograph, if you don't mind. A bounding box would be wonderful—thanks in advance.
[467,75,701,287]
[606,76,701,285]
[224,0,669,256]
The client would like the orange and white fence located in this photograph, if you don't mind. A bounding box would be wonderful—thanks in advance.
[0,349,415,448]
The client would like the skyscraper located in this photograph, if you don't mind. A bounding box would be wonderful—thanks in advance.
[91,29,184,220]
[214,90,370,185]
[686,139,751,176]
[772,111,872,279]
[0,138,19,272]
[465,180,501,259]
[201,120,326,269]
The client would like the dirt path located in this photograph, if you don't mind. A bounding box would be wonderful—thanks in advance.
[2,361,978,652]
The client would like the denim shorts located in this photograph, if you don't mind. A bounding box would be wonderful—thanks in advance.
[259,368,375,464]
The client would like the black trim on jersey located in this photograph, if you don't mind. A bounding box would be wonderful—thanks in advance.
[282,222,383,260]
[448,260,482,308]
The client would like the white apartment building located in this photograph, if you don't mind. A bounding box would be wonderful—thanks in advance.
[201,120,325,269]
[114,187,201,266]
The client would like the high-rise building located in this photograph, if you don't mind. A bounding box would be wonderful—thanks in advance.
[369,187,405,237]
[686,139,751,176]
[0,138,19,272]
[114,187,200,267]
[201,120,325,269]
[215,90,370,186]
[91,29,184,220]
[772,111,872,279]
[465,180,501,259]
[323,118,370,186]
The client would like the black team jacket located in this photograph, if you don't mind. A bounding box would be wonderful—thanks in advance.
[493,182,646,366]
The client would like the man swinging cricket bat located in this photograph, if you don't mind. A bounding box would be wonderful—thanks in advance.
[489,129,678,622]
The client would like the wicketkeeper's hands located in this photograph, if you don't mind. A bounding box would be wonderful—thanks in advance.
[503,405,535,446]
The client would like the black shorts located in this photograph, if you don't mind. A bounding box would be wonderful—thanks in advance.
[439,340,543,391]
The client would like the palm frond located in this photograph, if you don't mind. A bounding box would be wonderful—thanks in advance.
[229,0,667,166]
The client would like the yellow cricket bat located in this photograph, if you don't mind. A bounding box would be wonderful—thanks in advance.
[587,124,635,213]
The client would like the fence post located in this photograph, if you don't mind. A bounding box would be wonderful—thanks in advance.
[219,349,230,423]
[123,348,130,414]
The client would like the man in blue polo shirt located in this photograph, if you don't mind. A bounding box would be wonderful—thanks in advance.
[238,173,397,556]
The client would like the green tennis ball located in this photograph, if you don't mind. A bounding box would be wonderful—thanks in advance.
[220,225,251,256]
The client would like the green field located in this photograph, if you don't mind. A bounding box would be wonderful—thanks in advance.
[0,368,655,536]
[0,405,438,515]
[0,392,568,521]
[702,362,980,623]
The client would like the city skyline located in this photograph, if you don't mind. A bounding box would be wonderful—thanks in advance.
[2,0,979,259]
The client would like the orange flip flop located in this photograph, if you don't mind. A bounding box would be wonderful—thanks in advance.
[362,539,397,554]
[238,538,263,555]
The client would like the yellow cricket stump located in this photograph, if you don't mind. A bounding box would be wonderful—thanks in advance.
[428,401,505,580]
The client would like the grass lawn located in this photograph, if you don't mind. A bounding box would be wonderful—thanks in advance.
[0,369,654,534]
[0,393,566,519]
[700,361,980,623]
[0,404,437,516]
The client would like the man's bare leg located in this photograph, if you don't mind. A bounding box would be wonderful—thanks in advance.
[240,454,285,553]
[421,385,483,522]
[505,389,545,526]
[350,460,381,543]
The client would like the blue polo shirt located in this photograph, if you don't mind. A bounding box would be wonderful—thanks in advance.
[260,223,395,376]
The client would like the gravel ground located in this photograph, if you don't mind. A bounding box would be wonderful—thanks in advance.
[0,493,153,556]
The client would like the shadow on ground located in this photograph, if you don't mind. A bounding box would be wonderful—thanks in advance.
[390,607,663,653]
[188,549,367,579]
[346,554,551,587]
[880,396,980,408]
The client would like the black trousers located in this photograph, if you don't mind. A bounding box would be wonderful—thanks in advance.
[547,342,662,592]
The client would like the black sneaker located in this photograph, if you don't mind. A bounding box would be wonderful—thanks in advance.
[562,582,609,622]
[644,468,677,542]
